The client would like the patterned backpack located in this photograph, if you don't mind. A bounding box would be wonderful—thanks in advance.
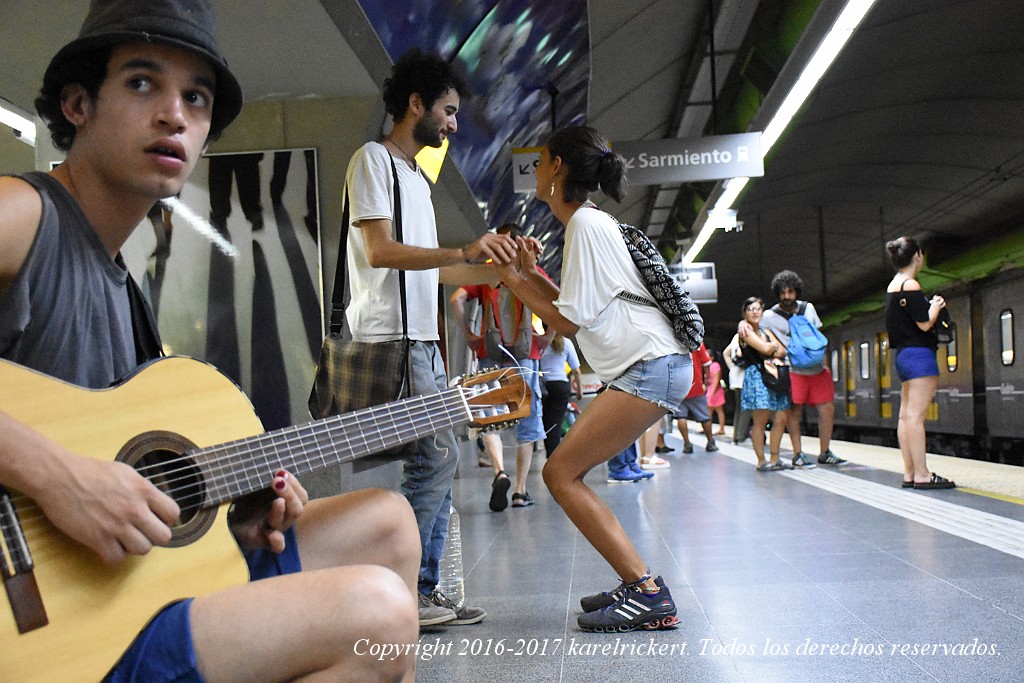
[615,221,705,352]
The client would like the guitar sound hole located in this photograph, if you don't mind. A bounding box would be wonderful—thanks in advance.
[135,449,204,525]
[117,431,216,548]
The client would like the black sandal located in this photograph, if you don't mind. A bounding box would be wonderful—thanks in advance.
[913,473,956,490]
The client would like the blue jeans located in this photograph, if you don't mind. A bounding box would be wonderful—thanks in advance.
[402,341,460,595]
[607,442,639,475]
[479,357,545,444]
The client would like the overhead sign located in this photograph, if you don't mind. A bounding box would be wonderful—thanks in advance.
[512,146,543,193]
[511,133,762,193]
[669,262,718,304]
[613,133,762,186]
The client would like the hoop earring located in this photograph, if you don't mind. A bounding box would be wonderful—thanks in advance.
[549,182,556,198]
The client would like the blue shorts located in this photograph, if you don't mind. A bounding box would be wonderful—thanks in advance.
[479,357,545,444]
[673,394,710,422]
[608,354,692,412]
[895,346,939,382]
[104,528,302,683]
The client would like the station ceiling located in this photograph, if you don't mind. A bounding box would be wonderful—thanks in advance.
[3,0,1022,347]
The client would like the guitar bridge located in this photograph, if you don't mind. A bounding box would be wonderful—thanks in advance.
[1,486,48,633]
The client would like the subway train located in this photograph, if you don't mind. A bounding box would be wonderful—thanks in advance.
[802,266,1024,466]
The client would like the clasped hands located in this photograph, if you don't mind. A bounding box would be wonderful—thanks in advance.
[464,232,543,273]
[491,235,543,282]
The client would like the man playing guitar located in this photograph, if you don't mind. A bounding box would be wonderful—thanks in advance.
[0,1,420,680]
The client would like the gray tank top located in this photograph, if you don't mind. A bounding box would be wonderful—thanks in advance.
[0,172,138,389]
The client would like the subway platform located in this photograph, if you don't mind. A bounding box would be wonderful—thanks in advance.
[415,428,1024,682]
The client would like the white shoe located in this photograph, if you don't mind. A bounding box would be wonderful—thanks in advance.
[639,455,671,470]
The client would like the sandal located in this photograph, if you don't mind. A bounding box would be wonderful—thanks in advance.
[489,472,511,511]
[901,480,914,489]
[913,473,956,490]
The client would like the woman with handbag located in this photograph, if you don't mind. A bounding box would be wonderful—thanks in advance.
[730,296,792,471]
[885,236,955,490]
[495,126,690,633]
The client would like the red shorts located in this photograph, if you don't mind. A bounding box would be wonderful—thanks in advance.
[790,368,834,406]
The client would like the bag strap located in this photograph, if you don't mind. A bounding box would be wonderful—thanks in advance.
[330,149,408,338]
[616,290,658,308]
[119,254,163,364]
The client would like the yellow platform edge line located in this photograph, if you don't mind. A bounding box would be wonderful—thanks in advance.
[959,488,1024,507]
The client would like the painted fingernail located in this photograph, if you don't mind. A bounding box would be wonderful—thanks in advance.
[276,470,287,479]
[274,479,286,491]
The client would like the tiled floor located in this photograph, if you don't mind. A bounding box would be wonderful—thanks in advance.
[415,430,1024,682]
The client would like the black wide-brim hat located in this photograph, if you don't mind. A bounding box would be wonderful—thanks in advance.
[44,0,243,136]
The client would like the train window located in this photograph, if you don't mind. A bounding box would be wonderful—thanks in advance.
[831,349,839,381]
[946,324,958,372]
[1001,309,1014,365]
[859,342,871,379]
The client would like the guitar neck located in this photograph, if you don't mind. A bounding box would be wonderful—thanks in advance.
[195,388,471,505]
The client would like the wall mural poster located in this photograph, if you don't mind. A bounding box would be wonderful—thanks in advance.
[122,149,324,431]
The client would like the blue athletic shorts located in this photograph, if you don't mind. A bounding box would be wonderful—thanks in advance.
[608,353,692,412]
[104,527,302,683]
[894,346,939,382]
[673,394,711,422]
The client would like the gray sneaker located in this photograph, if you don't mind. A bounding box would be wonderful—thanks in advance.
[430,589,487,625]
[818,450,847,465]
[418,593,456,626]
[792,452,817,469]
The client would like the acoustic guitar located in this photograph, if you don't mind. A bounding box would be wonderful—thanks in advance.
[0,356,528,681]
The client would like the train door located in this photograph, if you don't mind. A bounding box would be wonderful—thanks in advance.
[844,340,856,417]
[877,332,892,420]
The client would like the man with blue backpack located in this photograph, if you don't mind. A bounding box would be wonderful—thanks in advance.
[761,270,847,468]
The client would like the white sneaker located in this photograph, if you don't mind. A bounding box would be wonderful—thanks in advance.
[639,455,671,470]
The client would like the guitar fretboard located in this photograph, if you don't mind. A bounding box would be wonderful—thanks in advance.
[190,388,471,505]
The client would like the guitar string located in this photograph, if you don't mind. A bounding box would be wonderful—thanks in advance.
[3,393,510,539]
[2,399,474,537]
[2,392,467,529]
[130,364,525,491]
[3,370,528,534]
[3,365,528,534]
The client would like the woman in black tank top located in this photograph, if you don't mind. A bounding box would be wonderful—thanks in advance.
[884,236,955,490]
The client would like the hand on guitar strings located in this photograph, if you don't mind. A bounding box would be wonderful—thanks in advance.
[226,470,309,553]
[39,456,180,565]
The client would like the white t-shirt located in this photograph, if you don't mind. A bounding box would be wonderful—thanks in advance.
[554,206,687,382]
[344,142,440,342]
[761,300,824,375]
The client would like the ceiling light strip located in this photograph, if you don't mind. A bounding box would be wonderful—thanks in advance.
[682,0,878,265]
[0,100,36,147]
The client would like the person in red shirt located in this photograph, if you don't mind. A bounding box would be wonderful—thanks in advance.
[450,225,550,511]
[673,342,719,453]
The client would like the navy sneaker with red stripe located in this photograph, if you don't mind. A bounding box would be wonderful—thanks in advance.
[580,575,666,613]
[577,578,679,633]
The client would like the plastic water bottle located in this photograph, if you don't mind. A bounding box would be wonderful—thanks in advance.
[438,505,465,607]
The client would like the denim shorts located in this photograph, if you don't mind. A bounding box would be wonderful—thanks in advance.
[608,353,692,412]
[895,346,939,382]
